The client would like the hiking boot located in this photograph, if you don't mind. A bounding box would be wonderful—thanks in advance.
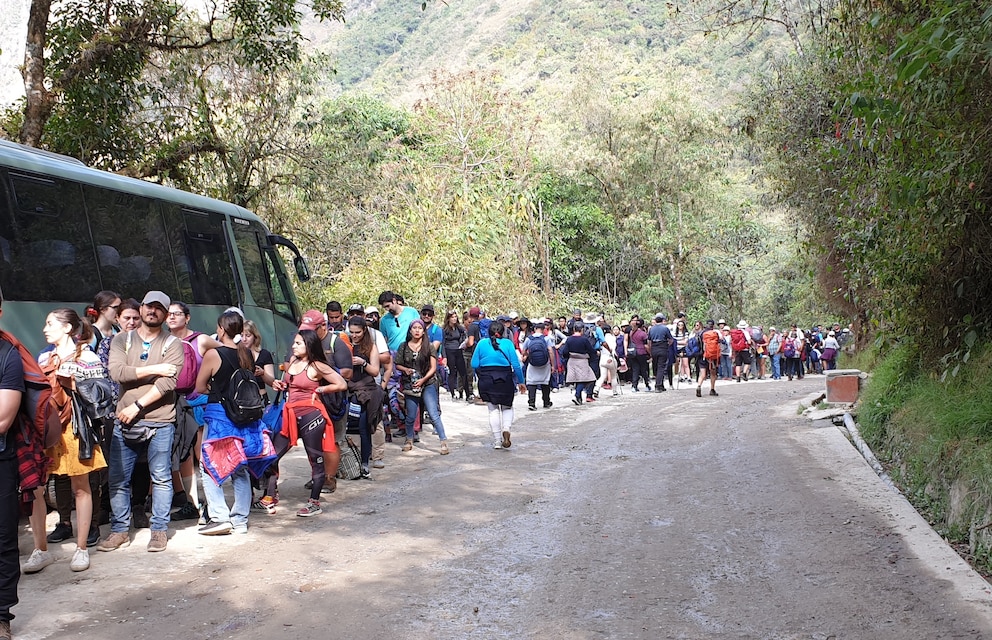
[22,548,55,574]
[147,530,168,552]
[297,499,322,517]
[198,521,233,536]
[86,524,100,546]
[97,531,131,552]
[46,522,72,544]
[710,389,719,396]
[69,547,90,572]
[173,501,200,520]
[171,491,188,509]
[501,431,512,448]
[696,387,702,397]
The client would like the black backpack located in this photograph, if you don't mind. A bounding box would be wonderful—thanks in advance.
[217,349,265,425]
[525,337,550,367]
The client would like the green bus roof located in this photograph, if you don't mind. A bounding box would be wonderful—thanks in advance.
[0,139,266,225]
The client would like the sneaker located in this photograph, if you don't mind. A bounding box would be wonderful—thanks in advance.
[543,402,553,408]
[696,387,702,397]
[171,491,188,509]
[631,387,639,392]
[251,496,277,515]
[492,440,503,449]
[197,506,208,526]
[372,459,385,469]
[173,501,200,520]
[198,521,233,536]
[46,522,72,544]
[232,525,248,535]
[571,398,581,406]
[585,396,596,402]
[528,404,536,411]
[440,442,450,455]
[656,386,666,392]
[22,548,55,574]
[360,465,371,479]
[297,499,322,517]
[147,530,168,552]
[710,389,719,396]
[86,524,100,546]
[97,531,131,552]
[69,547,90,572]
[501,431,511,448]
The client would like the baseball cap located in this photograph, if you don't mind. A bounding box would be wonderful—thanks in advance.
[299,310,326,330]
[364,306,380,316]
[421,304,435,314]
[141,291,170,309]
[654,313,665,322]
[347,303,365,314]
[469,306,481,317]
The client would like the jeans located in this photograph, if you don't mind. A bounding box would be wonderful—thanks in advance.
[719,354,732,379]
[357,409,371,466]
[770,353,782,379]
[201,465,250,529]
[404,384,447,441]
[108,423,175,532]
[0,454,19,623]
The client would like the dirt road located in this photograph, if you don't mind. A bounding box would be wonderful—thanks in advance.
[13,377,992,639]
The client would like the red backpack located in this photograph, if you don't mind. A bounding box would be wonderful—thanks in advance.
[0,329,58,448]
[730,329,749,352]
[702,330,721,361]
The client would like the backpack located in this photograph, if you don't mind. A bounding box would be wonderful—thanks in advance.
[584,325,600,350]
[525,336,549,367]
[702,330,721,361]
[216,349,265,425]
[478,318,492,340]
[175,331,202,395]
[750,327,764,344]
[0,330,58,449]
[685,334,702,358]
[730,329,749,352]
[783,338,796,358]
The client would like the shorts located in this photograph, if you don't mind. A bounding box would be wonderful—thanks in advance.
[699,358,717,371]
[734,350,753,366]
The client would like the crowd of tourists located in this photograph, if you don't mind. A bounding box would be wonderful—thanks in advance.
[0,286,850,640]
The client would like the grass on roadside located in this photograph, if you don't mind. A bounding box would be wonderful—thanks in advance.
[857,339,992,570]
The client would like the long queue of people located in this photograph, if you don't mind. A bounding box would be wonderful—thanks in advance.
[0,285,849,640]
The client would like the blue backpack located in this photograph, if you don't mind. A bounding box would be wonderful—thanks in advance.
[477,318,492,339]
[685,334,702,358]
[525,337,550,367]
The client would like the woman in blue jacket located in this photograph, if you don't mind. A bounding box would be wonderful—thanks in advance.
[471,321,525,450]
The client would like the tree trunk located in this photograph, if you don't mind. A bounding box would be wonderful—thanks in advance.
[19,0,54,147]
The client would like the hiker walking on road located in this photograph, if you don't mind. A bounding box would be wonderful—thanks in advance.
[471,320,525,450]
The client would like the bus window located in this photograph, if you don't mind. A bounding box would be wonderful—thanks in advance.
[1,172,99,301]
[181,208,237,306]
[84,186,181,298]
[232,220,273,310]
[262,245,297,321]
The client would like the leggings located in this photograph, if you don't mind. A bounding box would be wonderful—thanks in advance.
[446,349,467,395]
[267,408,329,501]
[487,403,513,441]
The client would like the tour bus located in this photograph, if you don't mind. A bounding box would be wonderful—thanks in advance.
[0,139,311,357]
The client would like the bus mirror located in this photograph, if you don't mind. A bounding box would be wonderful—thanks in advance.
[294,256,311,282]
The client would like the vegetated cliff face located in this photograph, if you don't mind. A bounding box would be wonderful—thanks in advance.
[0,0,29,108]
